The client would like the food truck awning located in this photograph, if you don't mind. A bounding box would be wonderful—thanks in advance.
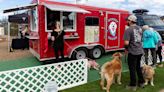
[3,3,37,13]
[43,3,90,13]
[8,13,28,24]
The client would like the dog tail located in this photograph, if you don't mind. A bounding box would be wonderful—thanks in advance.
[100,71,105,87]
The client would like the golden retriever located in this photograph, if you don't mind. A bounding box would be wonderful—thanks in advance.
[142,64,155,86]
[100,52,123,92]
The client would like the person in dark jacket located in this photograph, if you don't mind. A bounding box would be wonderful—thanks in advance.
[51,21,65,61]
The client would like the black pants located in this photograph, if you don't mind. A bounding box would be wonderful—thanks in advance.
[128,53,145,86]
[156,46,162,64]
[144,48,156,65]
[54,45,64,60]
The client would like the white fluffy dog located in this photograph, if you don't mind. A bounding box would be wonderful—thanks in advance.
[87,59,100,70]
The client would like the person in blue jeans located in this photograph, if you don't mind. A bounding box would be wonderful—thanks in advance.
[142,25,158,67]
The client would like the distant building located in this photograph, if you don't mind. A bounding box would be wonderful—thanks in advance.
[0,26,4,36]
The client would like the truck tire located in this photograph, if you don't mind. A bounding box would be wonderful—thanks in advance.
[89,46,103,59]
[71,48,88,60]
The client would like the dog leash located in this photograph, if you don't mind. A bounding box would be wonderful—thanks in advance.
[124,50,128,63]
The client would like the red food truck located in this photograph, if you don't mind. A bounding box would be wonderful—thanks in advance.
[4,0,129,61]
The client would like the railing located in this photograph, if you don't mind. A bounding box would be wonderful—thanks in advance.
[0,59,88,92]
[141,46,164,66]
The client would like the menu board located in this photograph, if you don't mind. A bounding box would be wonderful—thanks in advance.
[85,26,99,43]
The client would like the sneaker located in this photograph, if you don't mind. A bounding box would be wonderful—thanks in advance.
[151,64,156,69]
[126,85,137,91]
[138,83,145,88]
[158,64,163,68]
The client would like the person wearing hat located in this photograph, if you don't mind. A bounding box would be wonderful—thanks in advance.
[142,25,158,67]
[124,14,145,91]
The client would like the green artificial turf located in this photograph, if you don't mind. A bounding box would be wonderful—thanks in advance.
[88,52,128,82]
[2,51,162,92]
[61,67,164,92]
[0,51,128,83]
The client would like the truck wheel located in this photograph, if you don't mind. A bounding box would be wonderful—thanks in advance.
[89,47,103,59]
[71,48,88,60]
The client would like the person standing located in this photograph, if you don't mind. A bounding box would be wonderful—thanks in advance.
[142,25,158,67]
[152,28,163,67]
[124,15,145,91]
[51,21,65,62]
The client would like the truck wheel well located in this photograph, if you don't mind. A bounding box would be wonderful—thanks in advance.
[71,47,88,60]
[95,45,105,54]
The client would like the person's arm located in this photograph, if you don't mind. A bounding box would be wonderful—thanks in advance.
[154,31,159,45]
[124,41,129,46]
[61,30,65,36]
[51,32,55,41]
[123,29,131,50]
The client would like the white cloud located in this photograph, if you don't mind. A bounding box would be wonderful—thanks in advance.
[154,0,164,4]
[0,0,4,3]
[81,0,164,15]
[47,0,164,16]
[1,0,164,20]
[0,11,14,19]
[130,0,164,15]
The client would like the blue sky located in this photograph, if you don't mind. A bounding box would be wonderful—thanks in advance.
[0,0,31,19]
[0,0,164,20]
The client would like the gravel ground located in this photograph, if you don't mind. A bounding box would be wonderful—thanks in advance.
[0,36,32,61]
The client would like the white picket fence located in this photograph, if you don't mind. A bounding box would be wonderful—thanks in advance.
[140,46,164,66]
[0,59,88,92]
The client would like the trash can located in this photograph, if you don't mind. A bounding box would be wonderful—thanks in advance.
[44,81,58,92]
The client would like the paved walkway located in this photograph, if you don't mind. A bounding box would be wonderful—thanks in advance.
[0,37,32,61]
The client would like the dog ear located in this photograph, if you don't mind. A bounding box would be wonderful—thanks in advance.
[118,52,123,57]
[142,65,147,73]
[112,52,123,58]
[112,52,118,57]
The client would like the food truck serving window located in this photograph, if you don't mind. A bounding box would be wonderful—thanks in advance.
[62,12,76,31]
[46,8,76,32]
[46,8,60,31]
[44,3,90,32]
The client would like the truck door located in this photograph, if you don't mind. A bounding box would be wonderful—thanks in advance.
[105,12,120,49]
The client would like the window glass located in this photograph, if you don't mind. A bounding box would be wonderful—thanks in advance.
[31,8,37,31]
[142,15,164,26]
[62,12,75,30]
[85,17,99,26]
[136,16,145,26]
[46,10,76,32]
[46,9,60,30]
